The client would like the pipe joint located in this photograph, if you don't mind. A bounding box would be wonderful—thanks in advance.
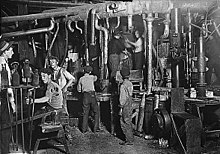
[67,19,74,33]
[2,18,55,38]
[75,21,83,34]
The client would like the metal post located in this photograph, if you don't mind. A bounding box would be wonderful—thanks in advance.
[146,13,154,94]
[197,31,206,97]
[174,8,180,88]
[20,88,25,152]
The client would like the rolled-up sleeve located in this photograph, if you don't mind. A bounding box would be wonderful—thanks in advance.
[46,85,53,102]
[77,79,82,92]
[119,85,127,107]
[63,69,75,81]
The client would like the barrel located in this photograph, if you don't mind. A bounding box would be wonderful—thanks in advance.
[144,97,154,134]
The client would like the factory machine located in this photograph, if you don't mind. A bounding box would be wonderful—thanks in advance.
[1,0,220,153]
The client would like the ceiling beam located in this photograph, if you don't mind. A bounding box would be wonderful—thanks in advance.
[1,0,218,24]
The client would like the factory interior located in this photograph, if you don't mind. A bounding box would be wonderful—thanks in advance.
[1,0,220,153]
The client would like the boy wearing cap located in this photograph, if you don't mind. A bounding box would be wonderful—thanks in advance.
[119,66,134,145]
[0,40,15,154]
[77,65,99,133]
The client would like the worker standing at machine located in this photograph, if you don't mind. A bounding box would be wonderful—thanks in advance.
[118,66,134,145]
[108,29,125,80]
[77,65,100,133]
[0,40,16,154]
[125,29,144,70]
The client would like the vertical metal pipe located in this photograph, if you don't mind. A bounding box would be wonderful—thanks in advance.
[146,13,154,94]
[198,31,205,83]
[95,15,109,79]
[174,8,179,34]
[99,31,104,79]
[197,31,206,97]
[175,64,180,87]
[84,19,89,65]
[20,88,25,152]
[128,15,133,31]
[188,9,192,87]
[91,9,96,45]
[174,8,180,87]
[15,89,18,151]
[142,14,147,60]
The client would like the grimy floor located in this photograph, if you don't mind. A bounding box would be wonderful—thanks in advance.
[9,92,220,154]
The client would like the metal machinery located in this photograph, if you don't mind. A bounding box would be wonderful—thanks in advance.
[1,0,220,153]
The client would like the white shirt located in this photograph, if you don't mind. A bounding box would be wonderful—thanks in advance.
[134,38,143,53]
[0,56,15,110]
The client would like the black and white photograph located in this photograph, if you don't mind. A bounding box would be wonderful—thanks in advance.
[1,0,220,153]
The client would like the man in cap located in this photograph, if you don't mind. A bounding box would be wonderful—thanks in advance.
[0,40,16,154]
[77,65,100,133]
[118,66,134,145]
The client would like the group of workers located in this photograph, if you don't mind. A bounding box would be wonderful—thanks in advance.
[108,27,144,76]
[0,32,139,152]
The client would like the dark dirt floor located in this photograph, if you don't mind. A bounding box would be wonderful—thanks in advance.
[26,125,220,154]
[30,126,179,154]
[10,95,220,154]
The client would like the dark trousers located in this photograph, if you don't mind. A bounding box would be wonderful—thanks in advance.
[134,52,143,70]
[109,54,120,79]
[0,90,12,154]
[120,101,134,143]
[82,92,99,132]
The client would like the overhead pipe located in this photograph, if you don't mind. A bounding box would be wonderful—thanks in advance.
[48,22,60,56]
[75,21,83,34]
[2,0,218,24]
[2,18,55,38]
[44,22,60,68]
[67,20,74,33]
[2,0,83,8]
[146,13,154,95]
[95,13,109,80]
